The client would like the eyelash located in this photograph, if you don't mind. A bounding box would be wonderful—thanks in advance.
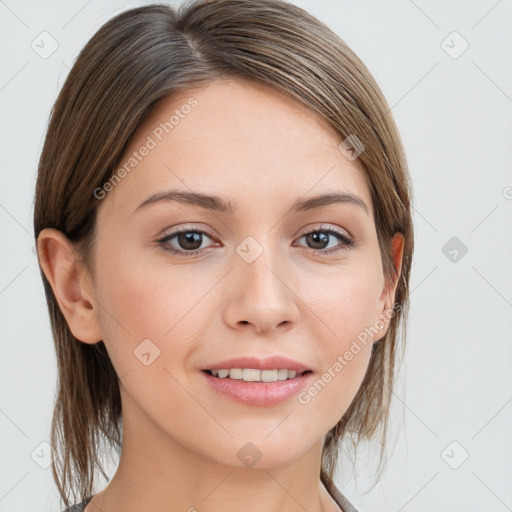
[155,225,355,257]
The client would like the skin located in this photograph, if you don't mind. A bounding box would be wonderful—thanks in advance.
[38,78,404,512]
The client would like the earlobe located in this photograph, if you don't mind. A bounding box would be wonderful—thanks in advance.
[37,228,102,344]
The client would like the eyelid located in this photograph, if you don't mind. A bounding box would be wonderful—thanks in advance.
[298,223,352,239]
[294,224,355,254]
[156,223,355,256]
[155,225,218,255]
[158,223,217,240]
[158,222,351,240]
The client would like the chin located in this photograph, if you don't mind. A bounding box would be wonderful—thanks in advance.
[209,435,315,470]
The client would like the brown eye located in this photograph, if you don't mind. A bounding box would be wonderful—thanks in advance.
[175,231,203,251]
[295,228,354,255]
[156,229,216,256]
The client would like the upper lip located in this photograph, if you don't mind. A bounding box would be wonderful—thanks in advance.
[201,356,311,373]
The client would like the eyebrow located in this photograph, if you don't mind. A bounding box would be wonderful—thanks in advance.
[133,189,369,216]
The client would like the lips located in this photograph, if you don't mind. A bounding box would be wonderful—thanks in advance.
[201,355,311,373]
[199,355,314,407]
[206,368,308,382]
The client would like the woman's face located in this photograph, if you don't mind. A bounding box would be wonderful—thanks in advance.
[87,77,402,468]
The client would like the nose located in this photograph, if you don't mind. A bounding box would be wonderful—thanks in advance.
[222,245,300,336]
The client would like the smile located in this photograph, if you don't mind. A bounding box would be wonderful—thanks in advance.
[204,368,311,382]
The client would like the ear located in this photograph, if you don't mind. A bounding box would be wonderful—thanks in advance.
[374,232,405,343]
[37,228,102,344]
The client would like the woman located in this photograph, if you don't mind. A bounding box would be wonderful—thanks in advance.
[34,1,414,511]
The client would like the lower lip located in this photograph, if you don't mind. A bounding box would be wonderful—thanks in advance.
[201,370,313,407]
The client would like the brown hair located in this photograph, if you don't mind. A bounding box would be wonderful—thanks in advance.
[34,0,414,507]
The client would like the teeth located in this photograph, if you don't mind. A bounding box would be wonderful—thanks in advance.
[277,368,289,380]
[261,370,278,382]
[244,368,262,381]
[209,368,302,382]
[229,368,243,379]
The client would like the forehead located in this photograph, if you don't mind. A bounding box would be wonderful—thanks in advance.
[98,77,372,219]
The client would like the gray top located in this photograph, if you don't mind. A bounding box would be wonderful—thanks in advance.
[62,496,92,512]
[63,483,358,512]
[324,478,359,512]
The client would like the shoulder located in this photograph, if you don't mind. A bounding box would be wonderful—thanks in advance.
[61,496,93,512]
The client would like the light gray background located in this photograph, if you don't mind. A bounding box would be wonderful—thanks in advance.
[1,1,511,511]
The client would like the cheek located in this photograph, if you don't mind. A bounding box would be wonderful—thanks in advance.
[294,266,381,424]
[86,240,384,469]
[92,245,199,374]
[97,235,211,326]
[303,260,383,346]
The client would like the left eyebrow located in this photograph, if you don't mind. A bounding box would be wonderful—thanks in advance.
[132,189,369,216]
